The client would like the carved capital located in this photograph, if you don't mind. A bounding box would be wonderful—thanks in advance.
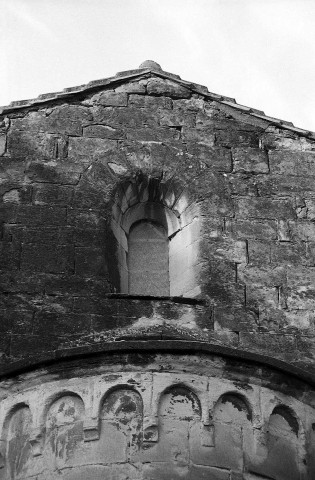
[29,428,44,456]
[83,418,100,442]
[143,416,159,443]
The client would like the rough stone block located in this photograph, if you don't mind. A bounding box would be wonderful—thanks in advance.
[128,93,173,110]
[228,174,259,197]
[261,127,304,150]
[67,209,103,229]
[289,220,315,242]
[227,219,277,241]
[215,306,259,332]
[2,185,32,205]
[94,91,128,106]
[7,129,58,159]
[21,244,74,273]
[0,156,26,188]
[16,205,67,226]
[10,105,92,135]
[202,238,248,264]
[246,284,279,309]
[238,265,286,287]
[147,78,191,98]
[44,274,110,296]
[68,136,117,162]
[247,240,271,265]
[33,312,91,336]
[159,110,196,128]
[23,227,60,244]
[75,247,107,276]
[10,334,55,358]
[26,160,84,184]
[235,197,295,220]
[73,296,117,317]
[182,126,215,146]
[271,242,311,266]
[239,332,296,361]
[0,309,33,334]
[92,105,156,128]
[186,143,232,172]
[0,240,20,270]
[287,285,315,310]
[115,81,146,94]
[296,336,315,362]
[259,308,314,333]
[83,124,124,139]
[126,126,179,142]
[0,133,6,155]
[232,147,269,173]
[200,195,235,217]
[257,173,315,197]
[33,184,73,206]
[204,282,245,307]
[215,128,260,148]
[269,150,315,176]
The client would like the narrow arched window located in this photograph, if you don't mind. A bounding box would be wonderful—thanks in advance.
[128,221,169,296]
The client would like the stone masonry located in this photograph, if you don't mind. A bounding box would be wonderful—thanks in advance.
[0,61,314,479]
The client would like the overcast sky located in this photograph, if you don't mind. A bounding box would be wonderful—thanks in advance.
[2,0,315,131]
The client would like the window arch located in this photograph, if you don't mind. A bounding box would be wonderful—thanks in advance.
[110,175,201,298]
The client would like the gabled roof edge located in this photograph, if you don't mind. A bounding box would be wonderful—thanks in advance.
[1,65,314,140]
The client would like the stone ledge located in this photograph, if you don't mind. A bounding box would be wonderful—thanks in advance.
[0,339,314,387]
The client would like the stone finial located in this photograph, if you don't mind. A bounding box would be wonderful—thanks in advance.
[139,60,162,71]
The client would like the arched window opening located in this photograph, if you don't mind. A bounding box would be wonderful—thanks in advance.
[110,175,201,298]
[128,221,169,296]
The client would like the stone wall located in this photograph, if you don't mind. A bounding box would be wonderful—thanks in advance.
[0,353,314,480]
[0,68,315,380]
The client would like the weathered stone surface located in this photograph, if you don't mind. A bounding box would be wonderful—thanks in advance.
[0,359,312,479]
[232,147,269,173]
[92,91,128,106]
[0,133,6,155]
[115,81,146,94]
[16,205,67,226]
[227,219,277,240]
[186,144,232,172]
[83,124,124,139]
[147,78,191,98]
[68,136,117,162]
[21,244,74,273]
[26,160,84,184]
[235,197,295,219]
[1,67,315,479]
[262,127,314,151]
[269,150,315,176]
[9,105,92,136]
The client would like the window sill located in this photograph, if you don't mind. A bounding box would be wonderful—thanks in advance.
[105,293,205,306]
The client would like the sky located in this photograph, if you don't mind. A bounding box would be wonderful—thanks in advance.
[2,0,315,131]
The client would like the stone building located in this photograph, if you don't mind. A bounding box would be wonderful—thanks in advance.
[0,60,314,479]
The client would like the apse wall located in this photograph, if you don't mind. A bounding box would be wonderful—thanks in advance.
[1,64,315,479]
[0,354,314,480]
